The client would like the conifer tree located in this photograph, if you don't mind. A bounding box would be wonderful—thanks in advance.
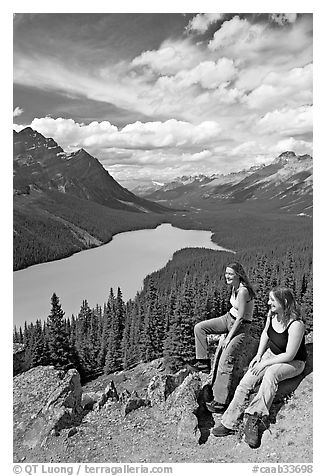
[13,326,21,343]
[97,301,112,368]
[104,288,125,374]
[121,301,135,368]
[163,273,195,372]
[141,280,165,362]
[74,299,96,377]
[165,287,177,334]
[130,300,145,365]
[47,293,74,369]
[30,319,49,367]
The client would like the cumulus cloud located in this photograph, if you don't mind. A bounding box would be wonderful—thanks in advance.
[270,137,312,155]
[13,106,23,117]
[208,16,264,52]
[270,13,297,25]
[244,64,312,110]
[256,105,313,137]
[131,39,204,76]
[153,58,237,93]
[186,13,225,33]
[19,116,222,153]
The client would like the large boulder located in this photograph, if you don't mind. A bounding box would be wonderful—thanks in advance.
[13,366,82,449]
[81,380,120,412]
[94,380,119,411]
[147,368,191,407]
[121,391,149,417]
[164,373,203,443]
[81,392,102,411]
[210,333,259,403]
[273,332,313,403]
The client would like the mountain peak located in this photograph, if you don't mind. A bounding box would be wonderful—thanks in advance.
[18,127,44,139]
[277,151,296,161]
[275,151,312,165]
[297,154,312,161]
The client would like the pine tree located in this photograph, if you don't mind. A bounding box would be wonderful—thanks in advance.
[13,326,21,343]
[128,300,145,366]
[75,300,91,371]
[163,273,196,372]
[104,288,125,374]
[30,319,49,367]
[121,301,135,368]
[47,293,74,369]
[97,301,112,368]
[141,280,165,362]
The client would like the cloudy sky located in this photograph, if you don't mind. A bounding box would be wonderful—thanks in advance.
[13,12,313,185]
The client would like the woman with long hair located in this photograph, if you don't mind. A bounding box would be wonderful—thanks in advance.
[212,287,307,448]
[190,261,256,413]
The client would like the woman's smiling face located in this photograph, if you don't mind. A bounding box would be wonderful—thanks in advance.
[268,291,283,314]
[225,267,237,285]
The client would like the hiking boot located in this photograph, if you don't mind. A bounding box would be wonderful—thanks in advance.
[206,400,227,413]
[244,412,269,449]
[188,359,211,374]
[212,423,236,437]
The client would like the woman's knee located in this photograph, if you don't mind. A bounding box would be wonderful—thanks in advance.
[237,369,259,392]
[262,366,279,386]
[194,321,205,336]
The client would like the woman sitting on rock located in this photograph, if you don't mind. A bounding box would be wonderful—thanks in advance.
[190,261,255,413]
[212,287,307,449]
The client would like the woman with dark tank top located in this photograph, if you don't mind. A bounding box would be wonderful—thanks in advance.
[212,287,307,448]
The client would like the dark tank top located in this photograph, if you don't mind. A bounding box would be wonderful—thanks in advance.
[267,319,307,361]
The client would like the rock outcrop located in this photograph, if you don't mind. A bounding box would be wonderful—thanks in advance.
[164,373,204,443]
[147,368,191,407]
[121,391,149,417]
[212,333,259,402]
[13,366,83,449]
[81,381,120,412]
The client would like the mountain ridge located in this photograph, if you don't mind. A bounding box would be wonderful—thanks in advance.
[140,151,312,216]
[13,127,168,214]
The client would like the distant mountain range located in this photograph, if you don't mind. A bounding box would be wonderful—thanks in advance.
[13,128,171,270]
[138,151,312,216]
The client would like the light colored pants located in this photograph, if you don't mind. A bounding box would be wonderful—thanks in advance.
[194,312,251,404]
[222,348,306,429]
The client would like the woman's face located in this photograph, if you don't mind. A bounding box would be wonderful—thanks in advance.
[268,292,283,314]
[225,267,238,286]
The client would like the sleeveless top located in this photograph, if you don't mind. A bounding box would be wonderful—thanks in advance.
[229,283,254,321]
[267,318,307,361]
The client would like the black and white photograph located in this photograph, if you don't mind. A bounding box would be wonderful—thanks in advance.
[10,2,316,471]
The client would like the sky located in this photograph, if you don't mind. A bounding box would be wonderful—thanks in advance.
[13,11,313,186]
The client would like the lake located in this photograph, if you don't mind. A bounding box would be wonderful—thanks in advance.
[13,223,232,328]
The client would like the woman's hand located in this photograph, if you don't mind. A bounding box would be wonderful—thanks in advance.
[250,360,268,376]
[249,354,261,369]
